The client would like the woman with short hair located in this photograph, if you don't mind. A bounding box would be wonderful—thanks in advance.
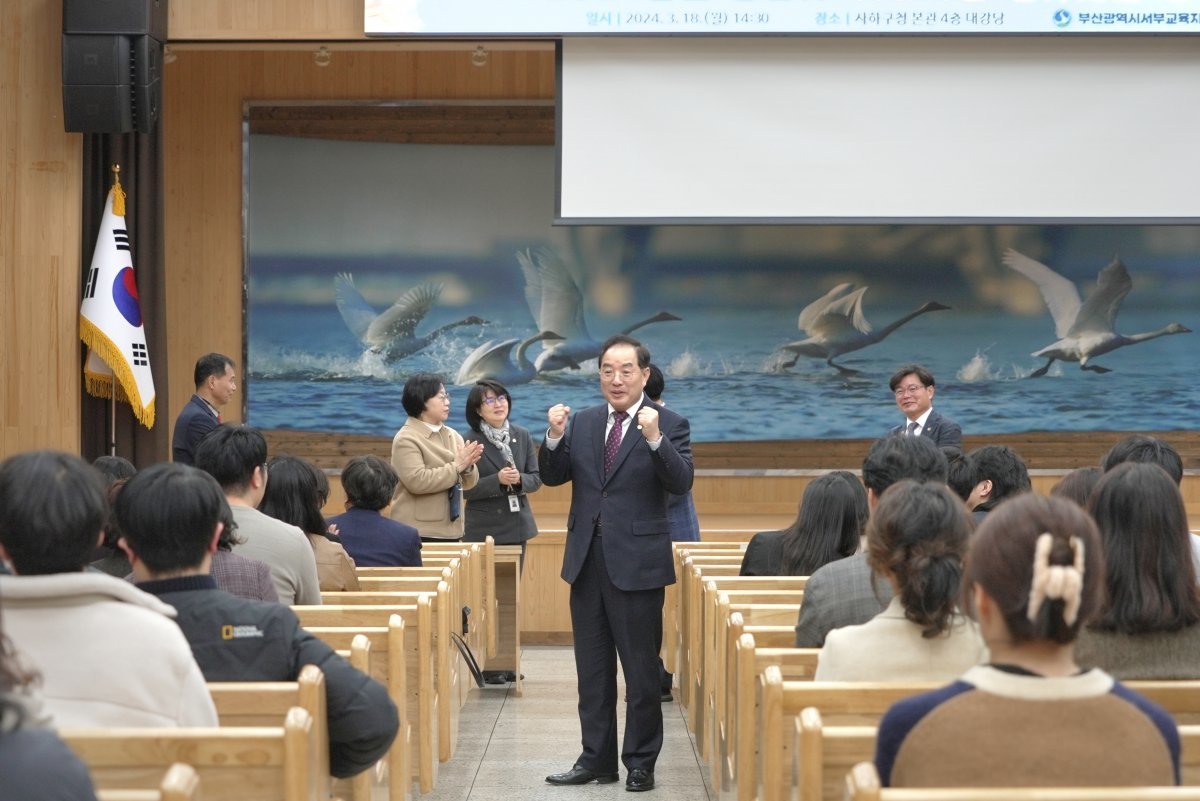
[390,373,483,542]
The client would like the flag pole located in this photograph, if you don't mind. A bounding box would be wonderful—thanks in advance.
[109,394,117,456]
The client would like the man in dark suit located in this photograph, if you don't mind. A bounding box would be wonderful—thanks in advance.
[540,335,693,793]
[886,363,962,448]
[172,353,237,465]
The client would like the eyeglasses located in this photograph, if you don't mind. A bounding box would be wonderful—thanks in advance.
[435,392,451,402]
[893,384,927,397]
[600,367,639,382]
[483,396,509,406]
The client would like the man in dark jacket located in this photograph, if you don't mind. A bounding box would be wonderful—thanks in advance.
[113,462,398,779]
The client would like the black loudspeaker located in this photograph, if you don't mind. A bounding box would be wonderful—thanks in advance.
[63,0,167,41]
[62,34,161,133]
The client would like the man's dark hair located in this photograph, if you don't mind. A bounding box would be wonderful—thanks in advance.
[645,364,665,402]
[861,436,949,496]
[599,334,651,369]
[0,451,107,575]
[194,424,267,493]
[968,445,1031,512]
[342,455,400,511]
[888,364,936,393]
[464,380,512,433]
[92,455,137,484]
[114,463,226,573]
[1101,434,1183,485]
[194,352,235,389]
[401,373,445,419]
[942,446,975,502]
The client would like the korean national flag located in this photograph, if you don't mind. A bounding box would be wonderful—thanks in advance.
[79,182,156,429]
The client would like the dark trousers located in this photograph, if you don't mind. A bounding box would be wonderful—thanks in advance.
[570,536,665,774]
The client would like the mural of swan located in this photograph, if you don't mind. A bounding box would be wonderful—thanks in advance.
[774,283,950,374]
[1002,249,1191,377]
[454,330,565,386]
[333,273,487,363]
[516,247,682,373]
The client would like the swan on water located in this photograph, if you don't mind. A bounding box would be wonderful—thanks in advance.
[333,273,487,363]
[1002,249,1191,377]
[454,330,565,386]
[515,247,681,373]
[774,283,950,374]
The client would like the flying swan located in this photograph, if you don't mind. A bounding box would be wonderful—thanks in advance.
[454,330,565,386]
[1002,249,1191,377]
[775,283,950,374]
[333,273,486,363]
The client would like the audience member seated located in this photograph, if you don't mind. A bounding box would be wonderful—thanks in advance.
[1050,466,1103,509]
[1100,434,1200,574]
[941,446,974,503]
[875,493,1179,788]
[117,463,399,778]
[964,444,1031,522]
[0,597,98,801]
[816,480,985,680]
[89,456,135,578]
[328,455,422,568]
[1074,463,1200,679]
[740,471,866,577]
[209,501,280,603]
[260,455,360,592]
[0,450,217,727]
[194,425,322,605]
[795,436,948,647]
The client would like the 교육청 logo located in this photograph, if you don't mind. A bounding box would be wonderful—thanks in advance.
[1053,9,1072,27]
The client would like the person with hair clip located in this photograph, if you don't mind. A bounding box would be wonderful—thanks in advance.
[0,599,98,801]
[875,493,1180,788]
[815,480,985,681]
[1074,462,1200,678]
[740,472,866,577]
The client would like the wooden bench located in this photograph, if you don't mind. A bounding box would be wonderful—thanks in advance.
[63,707,319,801]
[845,761,1200,801]
[757,675,1200,801]
[307,612,423,795]
[667,543,745,675]
[95,764,200,801]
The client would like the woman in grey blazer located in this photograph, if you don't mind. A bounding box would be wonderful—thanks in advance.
[462,380,542,562]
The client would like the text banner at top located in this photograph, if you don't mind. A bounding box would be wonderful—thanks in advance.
[364,0,1200,36]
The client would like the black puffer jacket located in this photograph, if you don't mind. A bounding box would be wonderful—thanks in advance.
[138,575,399,778]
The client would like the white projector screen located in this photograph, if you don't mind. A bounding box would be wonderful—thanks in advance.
[557,37,1200,223]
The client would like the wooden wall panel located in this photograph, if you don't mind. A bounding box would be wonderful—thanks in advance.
[171,0,370,40]
[1,0,83,456]
[161,48,555,442]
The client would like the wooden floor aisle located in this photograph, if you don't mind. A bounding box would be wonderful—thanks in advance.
[420,646,712,800]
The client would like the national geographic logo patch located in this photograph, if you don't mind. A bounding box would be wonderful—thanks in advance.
[220,624,266,640]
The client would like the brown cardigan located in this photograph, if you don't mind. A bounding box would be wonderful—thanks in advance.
[389,417,479,539]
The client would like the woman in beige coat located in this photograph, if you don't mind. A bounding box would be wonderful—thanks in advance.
[390,373,483,541]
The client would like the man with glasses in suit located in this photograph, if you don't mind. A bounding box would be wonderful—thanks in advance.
[887,363,962,448]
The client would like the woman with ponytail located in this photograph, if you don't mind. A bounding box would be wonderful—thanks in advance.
[875,493,1180,789]
[815,480,985,680]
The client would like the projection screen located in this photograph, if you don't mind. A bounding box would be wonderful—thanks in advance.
[557,37,1200,223]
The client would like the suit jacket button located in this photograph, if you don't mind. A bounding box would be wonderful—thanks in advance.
[602,491,608,498]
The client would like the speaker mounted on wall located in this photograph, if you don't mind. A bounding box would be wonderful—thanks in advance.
[62,0,166,133]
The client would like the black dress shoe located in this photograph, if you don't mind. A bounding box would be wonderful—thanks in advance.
[546,764,620,785]
[482,671,508,685]
[660,691,673,703]
[626,768,655,792]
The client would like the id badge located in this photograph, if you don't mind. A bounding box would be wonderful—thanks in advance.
[508,495,521,513]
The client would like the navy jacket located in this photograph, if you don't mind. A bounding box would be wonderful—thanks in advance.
[887,409,962,449]
[540,399,693,592]
[328,507,422,567]
[172,394,220,465]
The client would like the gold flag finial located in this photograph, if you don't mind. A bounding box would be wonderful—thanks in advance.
[111,163,126,216]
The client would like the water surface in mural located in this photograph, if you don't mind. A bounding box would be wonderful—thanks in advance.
[247,135,1200,442]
